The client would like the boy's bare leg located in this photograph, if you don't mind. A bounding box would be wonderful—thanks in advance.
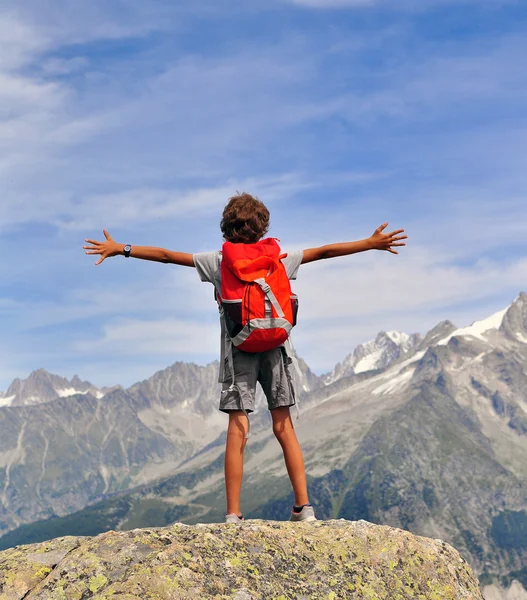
[271,406,309,507]
[224,410,249,516]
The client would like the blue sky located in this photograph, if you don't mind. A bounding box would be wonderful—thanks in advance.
[1,0,526,390]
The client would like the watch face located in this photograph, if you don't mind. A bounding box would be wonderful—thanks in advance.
[124,245,131,252]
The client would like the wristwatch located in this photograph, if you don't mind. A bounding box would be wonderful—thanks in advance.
[123,244,132,258]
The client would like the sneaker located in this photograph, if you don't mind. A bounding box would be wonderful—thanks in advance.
[290,504,316,522]
[225,513,244,524]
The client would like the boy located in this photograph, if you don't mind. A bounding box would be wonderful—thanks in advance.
[84,192,406,523]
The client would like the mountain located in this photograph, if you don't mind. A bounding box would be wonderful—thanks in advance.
[125,350,322,448]
[1,293,527,600]
[500,292,527,342]
[0,356,319,539]
[0,369,114,407]
[0,389,185,537]
[419,319,457,347]
[324,330,422,384]
[0,360,232,537]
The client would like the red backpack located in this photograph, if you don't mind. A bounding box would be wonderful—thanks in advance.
[217,238,298,352]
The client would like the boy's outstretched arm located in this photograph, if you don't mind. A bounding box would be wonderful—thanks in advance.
[301,222,407,264]
[83,230,194,267]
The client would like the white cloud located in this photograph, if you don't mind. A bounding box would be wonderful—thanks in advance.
[295,250,527,319]
[55,173,312,231]
[2,4,524,230]
[0,171,313,233]
[0,15,318,230]
[2,1,173,51]
[75,317,220,358]
[0,14,48,71]
[0,14,116,185]
[304,34,527,131]
[10,267,207,332]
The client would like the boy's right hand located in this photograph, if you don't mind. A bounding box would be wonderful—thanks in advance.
[83,230,123,265]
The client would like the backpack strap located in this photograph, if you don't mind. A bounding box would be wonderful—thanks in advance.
[254,278,285,319]
[283,337,302,422]
[221,340,251,439]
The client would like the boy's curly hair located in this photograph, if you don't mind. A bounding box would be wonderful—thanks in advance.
[220,193,270,244]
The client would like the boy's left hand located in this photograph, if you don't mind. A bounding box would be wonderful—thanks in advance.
[83,229,122,265]
[369,223,407,254]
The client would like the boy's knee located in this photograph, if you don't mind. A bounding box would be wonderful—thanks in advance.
[273,420,293,444]
[227,411,249,437]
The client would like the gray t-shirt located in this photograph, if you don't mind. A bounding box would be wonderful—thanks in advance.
[193,249,303,382]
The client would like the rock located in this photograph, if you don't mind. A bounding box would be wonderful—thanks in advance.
[24,550,71,567]
[0,519,484,599]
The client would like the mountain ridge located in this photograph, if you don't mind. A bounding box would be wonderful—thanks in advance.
[1,292,526,600]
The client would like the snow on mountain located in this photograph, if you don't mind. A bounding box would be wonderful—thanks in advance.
[324,330,422,384]
[437,308,508,345]
[324,295,526,389]
[371,366,416,396]
[433,293,527,350]
[0,395,15,408]
[3,369,107,407]
[56,387,104,399]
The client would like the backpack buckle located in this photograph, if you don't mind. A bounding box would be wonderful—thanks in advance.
[256,279,271,294]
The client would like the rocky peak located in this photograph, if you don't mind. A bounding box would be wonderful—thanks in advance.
[6,369,66,407]
[127,360,222,415]
[4,369,104,407]
[500,292,527,343]
[420,319,457,348]
[0,520,484,599]
[324,330,422,384]
[69,375,93,392]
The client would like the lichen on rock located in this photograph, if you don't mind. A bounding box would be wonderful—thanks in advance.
[0,519,484,599]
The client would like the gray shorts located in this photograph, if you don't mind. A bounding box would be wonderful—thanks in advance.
[220,346,296,414]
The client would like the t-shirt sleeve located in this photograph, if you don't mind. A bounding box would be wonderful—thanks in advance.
[281,250,304,280]
[193,251,221,283]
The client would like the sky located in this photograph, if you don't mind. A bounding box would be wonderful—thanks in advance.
[1,0,526,390]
